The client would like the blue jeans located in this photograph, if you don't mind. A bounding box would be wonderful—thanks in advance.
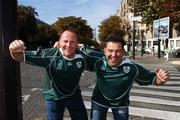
[46,96,88,120]
[90,101,129,120]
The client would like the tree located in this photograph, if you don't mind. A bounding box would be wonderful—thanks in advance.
[128,0,180,30]
[127,0,162,25]
[17,5,38,42]
[17,5,60,49]
[98,15,125,44]
[160,0,180,32]
[52,16,93,45]
[30,24,59,49]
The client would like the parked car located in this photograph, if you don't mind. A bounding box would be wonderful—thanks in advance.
[144,48,150,54]
[144,48,152,54]
[171,48,180,57]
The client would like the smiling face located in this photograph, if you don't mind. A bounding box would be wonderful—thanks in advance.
[59,30,79,58]
[104,41,125,67]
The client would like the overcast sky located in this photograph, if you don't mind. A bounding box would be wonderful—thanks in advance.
[18,0,122,29]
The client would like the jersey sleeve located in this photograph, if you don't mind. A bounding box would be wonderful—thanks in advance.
[80,46,104,71]
[134,63,156,85]
[24,48,57,68]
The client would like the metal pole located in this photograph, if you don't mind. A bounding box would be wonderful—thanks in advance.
[157,19,161,58]
[157,38,161,58]
[0,0,23,119]
[157,0,161,58]
[132,0,135,59]
[132,20,135,59]
[141,30,144,57]
[0,0,6,119]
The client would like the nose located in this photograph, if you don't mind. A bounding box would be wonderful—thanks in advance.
[66,42,71,47]
[112,51,116,57]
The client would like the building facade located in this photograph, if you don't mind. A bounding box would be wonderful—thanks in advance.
[117,0,180,52]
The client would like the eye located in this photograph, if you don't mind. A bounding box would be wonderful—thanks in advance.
[117,49,123,52]
[71,41,75,44]
[108,49,113,53]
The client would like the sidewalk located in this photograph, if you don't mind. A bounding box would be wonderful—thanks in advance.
[130,54,180,71]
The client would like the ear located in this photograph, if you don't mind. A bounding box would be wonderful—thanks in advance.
[103,48,106,53]
[123,48,125,53]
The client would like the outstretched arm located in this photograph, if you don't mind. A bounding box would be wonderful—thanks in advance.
[154,68,170,86]
[9,40,26,62]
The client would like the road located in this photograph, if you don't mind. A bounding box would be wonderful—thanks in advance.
[21,55,180,120]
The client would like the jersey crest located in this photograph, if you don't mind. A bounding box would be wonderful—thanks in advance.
[101,65,106,71]
[123,66,130,73]
[76,61,82,68]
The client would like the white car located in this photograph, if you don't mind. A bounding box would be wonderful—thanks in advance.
[144,48,152,54]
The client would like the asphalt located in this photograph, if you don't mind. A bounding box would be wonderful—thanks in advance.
[21,53,180,120]
[132,54,180,71]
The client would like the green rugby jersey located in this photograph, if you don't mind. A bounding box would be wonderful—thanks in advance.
[81,47,157,108]
[91,58,157,107]
[24,48,86,100]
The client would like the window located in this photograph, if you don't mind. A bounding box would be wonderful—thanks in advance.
[153,41,158,45]
[176,40,180,48]
[169,40,174,48]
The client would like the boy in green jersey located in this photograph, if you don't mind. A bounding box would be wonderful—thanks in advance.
[88,34,170,120]
[9,28,88,120]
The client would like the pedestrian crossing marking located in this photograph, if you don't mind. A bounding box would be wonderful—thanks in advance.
[84,87,180,98]
[129,106,180,120]
[170,76,180,79]
[131,89,180,98]
[22,95,30,104]
[81,91,180,106]
[133,84,180,91]
[83,101,180,120]
[85,77,180,119]
[130,96,180,106]
[21,61,180,119]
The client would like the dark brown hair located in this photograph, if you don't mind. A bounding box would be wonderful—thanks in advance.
[104,34,126,47]
[60,27,80,41]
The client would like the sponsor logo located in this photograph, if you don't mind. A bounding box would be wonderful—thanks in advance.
[67,62,72,66]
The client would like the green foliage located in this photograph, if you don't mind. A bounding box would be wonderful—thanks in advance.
[98,15,125,43]
[17,5,38,41]
[160,0,180,23]
[91,41,101,48]
[128,0,161,25]
[33,24,59,45]
[52,16,93,45]
[17,5,60,49]
[128,0,180,28]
